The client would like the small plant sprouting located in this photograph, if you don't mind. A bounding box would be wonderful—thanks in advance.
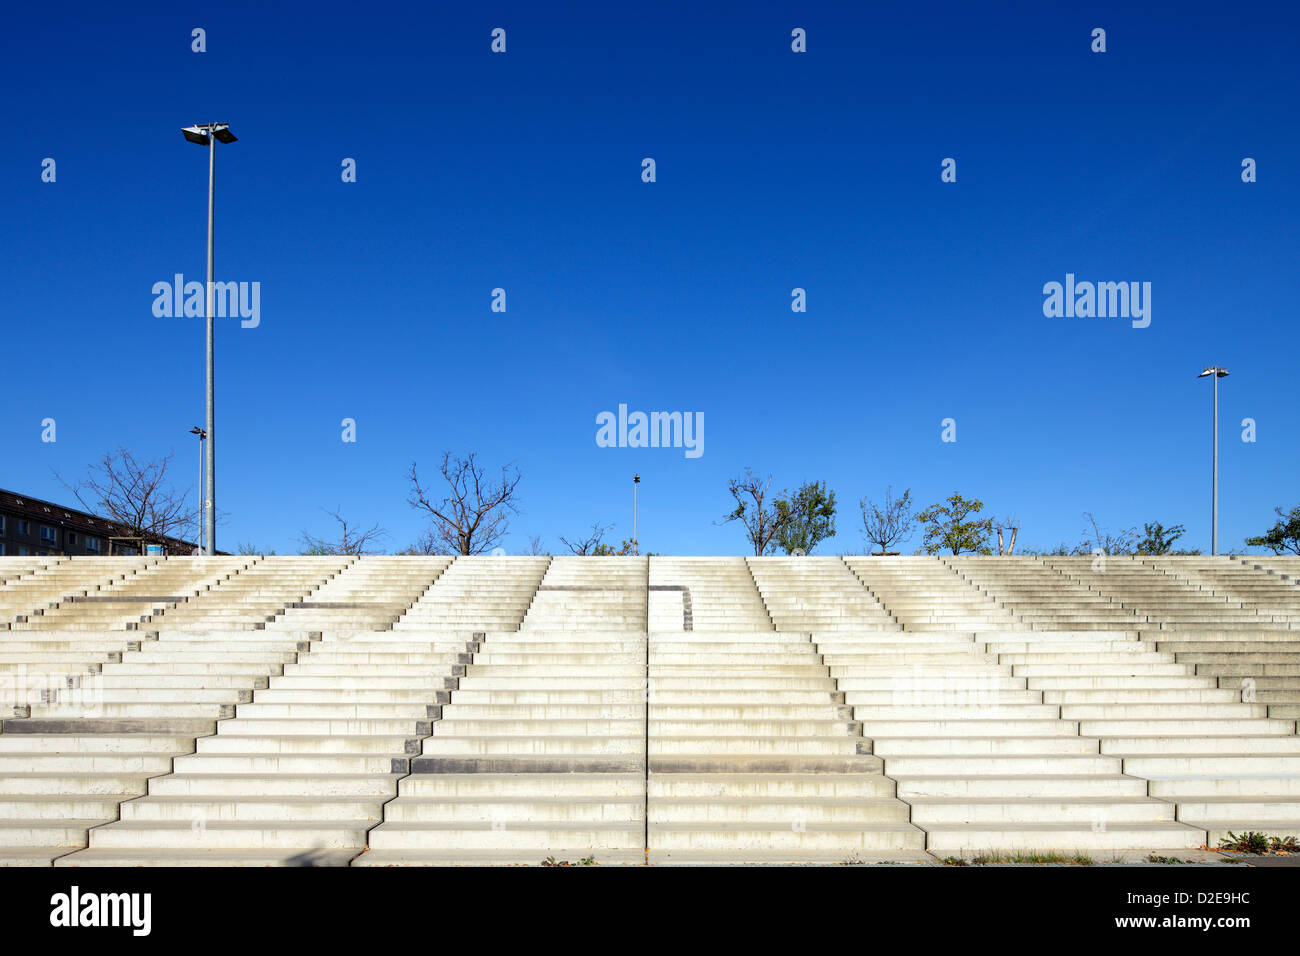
[540,855,598,867]
[1218,831,1272,854]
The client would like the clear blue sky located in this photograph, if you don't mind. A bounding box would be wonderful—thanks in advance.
[2,1,1296,555]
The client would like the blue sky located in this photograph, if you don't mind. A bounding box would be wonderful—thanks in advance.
[2,1,1296,555]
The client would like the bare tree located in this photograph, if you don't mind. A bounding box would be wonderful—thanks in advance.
[720,469,785,556]
[400,530,447,555]
[58,446,198,547]
[995,516,1021,555]
[721,469,836,556]
[298,508,388,555]
[525,534,548,556]
[560,522,615,555]
[1081,512,1137,555]
[407,452,522,555]
[860,487,914,555]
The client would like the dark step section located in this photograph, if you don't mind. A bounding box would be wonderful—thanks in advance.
[0,717,218,736]
[650,754,884,773]
[410,755,646,774]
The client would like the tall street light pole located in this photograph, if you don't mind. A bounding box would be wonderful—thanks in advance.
[633,474,641,556]
[1198,366,1230,555]
[182,123,237,555]
[189,426,206,552]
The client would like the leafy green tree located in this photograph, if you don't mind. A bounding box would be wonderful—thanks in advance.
[721,469,836,555]
[915,494,994,555]
[592,538,639,556]
[1135,521,1199,555]
[774,481,837,555]
[1246,505,1300,555]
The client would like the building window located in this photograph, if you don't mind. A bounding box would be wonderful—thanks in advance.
[66,532,77,546]
[18,520,29,535]
[0,516,5,536]
[85,537,101,553]
[18,547,29,556]
[40,526,56,544]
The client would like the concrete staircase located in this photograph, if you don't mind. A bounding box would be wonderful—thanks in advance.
[1045,556,1297,632]
[818,626,1200,855]
[845,556,1019,631]
[521,555,646,631]
[648,628,923,863]
[393,556,549,633]
[947,557,1144,631]
[648,557,772,631]
[0,557,62,587]
[1243,556,1300,581]
[747,556,899,632]
[357,557,644,865]
[9,557,249,632]
[267,556,454,632]
[57,557,457,865]
[1136,557,1300,720]
[1,554,1298,865]
[1,557,355,865]
[981,629,1300,848]
[2,558,157,629]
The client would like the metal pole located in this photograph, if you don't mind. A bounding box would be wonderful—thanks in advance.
[1212,371,1219,556]
[197,436,204,552]
[633,481,638,555]
[204,134,216,555]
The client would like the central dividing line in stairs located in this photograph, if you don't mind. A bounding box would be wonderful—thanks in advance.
[644,562,651,862]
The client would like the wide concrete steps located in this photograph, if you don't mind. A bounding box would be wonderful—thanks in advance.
[6,555,1300,865]
[922,822,1205,854]
[50,625,476,866]
[0,726,198,865]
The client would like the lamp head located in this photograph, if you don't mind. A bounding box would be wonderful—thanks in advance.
[182,123,237,145]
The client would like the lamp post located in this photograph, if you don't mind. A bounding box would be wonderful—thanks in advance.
[1197,366,1230,555]
[189,426,206,552]
[182,122,238,555]
[633,474,640,556]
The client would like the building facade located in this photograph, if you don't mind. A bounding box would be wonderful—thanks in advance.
[0,488,199,556]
